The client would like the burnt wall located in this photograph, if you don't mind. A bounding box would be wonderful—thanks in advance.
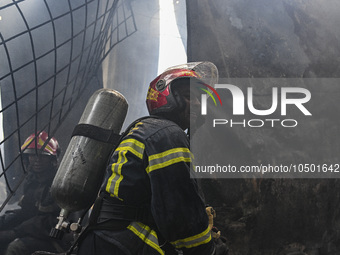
[187,1,340,254]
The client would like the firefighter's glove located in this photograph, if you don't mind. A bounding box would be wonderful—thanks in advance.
[211,226,228,255]
[211,226,221,239]
[206,207,216,231]
[206,207,228,254]
[213,234,229,255]
[0,230,16,243]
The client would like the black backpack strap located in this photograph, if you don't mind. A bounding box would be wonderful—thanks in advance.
[97,195,154,226]
[72,124,122,146]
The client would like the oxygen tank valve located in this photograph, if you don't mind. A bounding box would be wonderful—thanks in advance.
[70,222,82,233]
[49,89,128,240]
[50,209,70,239]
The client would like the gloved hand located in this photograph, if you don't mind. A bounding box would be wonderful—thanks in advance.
[214,235,229,255]
[211,227,228,255]
[0,230,16,243]
[205,207,229,255]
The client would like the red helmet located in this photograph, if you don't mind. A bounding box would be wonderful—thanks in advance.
[146,62,218,115]
[21,131,60,157]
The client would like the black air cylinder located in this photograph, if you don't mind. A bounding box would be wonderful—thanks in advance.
[51,88,128,213]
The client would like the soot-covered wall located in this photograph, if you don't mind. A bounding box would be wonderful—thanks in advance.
[187,1,340,254]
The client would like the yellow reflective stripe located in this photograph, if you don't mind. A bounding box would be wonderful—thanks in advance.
[146,148,192,174]
[105,139,145,200]
[105,150,128,200]
[149,148,191,161]
[170,226,212,249]
[127,222,164,255]
[127,122,143,135]
[21,137,33,150]
[38,138,44,145]
[21,137,54,154]
[43,141,54,154]
[116,139,145,159]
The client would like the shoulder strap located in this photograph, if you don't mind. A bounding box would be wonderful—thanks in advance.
[72,124,121,146]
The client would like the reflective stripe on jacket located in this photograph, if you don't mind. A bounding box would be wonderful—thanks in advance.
[98,117,214,255]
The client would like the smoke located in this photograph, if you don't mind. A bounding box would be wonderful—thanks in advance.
[0,0,121,210]
[0,0,188,210]
[102,0,188,129]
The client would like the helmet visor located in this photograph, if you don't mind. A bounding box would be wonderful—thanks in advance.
[164,61,219,87]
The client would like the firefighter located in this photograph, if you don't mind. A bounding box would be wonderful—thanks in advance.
[0,131,68,255]
[76,62,228,255]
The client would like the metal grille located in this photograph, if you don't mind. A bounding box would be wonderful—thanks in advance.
[0,0,136,211]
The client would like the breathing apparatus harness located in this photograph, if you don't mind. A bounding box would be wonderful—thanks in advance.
[63,115,175,254]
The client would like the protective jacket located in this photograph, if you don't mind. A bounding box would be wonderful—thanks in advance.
[0,171,68,254]
[0,174,59,234]
[92,117,214,255]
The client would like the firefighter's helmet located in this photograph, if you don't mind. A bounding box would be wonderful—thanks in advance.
[21,131,60,157]
[146,61,218,115]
